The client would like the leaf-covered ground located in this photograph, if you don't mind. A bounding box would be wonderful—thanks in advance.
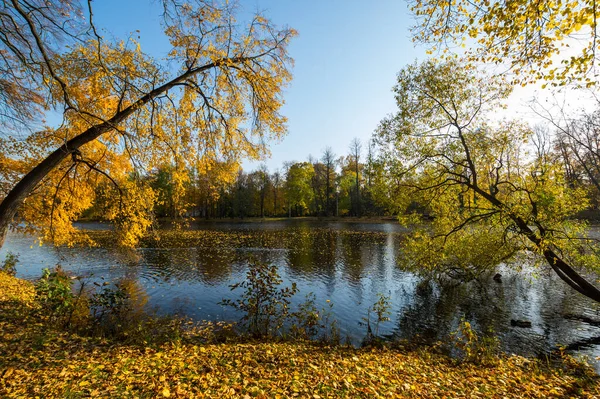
[1,272,599,398]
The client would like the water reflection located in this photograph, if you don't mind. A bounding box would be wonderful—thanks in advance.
[2,220,600,370]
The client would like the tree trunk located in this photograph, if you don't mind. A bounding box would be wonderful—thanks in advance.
[474,185,600,303]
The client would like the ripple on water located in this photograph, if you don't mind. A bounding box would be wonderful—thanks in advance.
[2,221,600,371]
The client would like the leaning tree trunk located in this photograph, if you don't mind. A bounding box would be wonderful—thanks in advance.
[473,185,600,303]
[0,57,245,250]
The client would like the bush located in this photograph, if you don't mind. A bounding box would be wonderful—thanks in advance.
[220,259,298,338]
[361,293,391,344]
[34,266,90,330]
[90,282,131,329]
[450,318,499,365]
[1,252,19,276]
[88,278,152,340]
[291,293,322,340]
[35,266,75,326]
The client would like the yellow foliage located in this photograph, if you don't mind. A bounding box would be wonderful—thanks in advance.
[0,271,35,304]
[0,2,295,248]
[410,0,600,85]
[0,273,598,398]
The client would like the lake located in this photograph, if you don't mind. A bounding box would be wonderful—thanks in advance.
[2,220,600,369]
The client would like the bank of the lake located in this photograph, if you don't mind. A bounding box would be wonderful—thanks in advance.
[1,272,598,398]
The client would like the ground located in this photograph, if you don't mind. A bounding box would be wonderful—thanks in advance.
[1,271,599,398]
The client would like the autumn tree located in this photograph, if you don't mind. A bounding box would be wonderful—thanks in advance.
[321,147,336,216]
[271,169,284,216]
[252,164,271,218]
[361,138,383,215]
[375,59,600,302]
[0,0,295,247]
[285,162,314,217]
[410,0,600,86]
[349,138,362,217]
[311,160,325,216]
[193,160,239,219]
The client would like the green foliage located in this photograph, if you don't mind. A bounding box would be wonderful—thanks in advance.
[291,292,322,340]
[319,299,341,345]
[35,266,75,325]
[220,259,298,338]
[376,59,600,303]
[288,293,341,344]
[361,294,392,343]
[89,282,131,332]
[450,319,500,366]
[1,252,18,276]
[33,267,152,338]
[285,162,315,216]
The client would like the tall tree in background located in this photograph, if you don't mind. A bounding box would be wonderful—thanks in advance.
[271,169,283,216]
[349,138,362,217]
[535,104,600,207]
[256,164,270,218]
[321,147,336,216]
[285,162,314,217]
[0,0,295,247]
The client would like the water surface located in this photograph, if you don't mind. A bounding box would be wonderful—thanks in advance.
[2,220,600,369]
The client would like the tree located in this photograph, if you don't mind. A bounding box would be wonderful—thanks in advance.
[361,138,383,216]
[285,162,314,217]
[271,169,283,216]
[0,0,81,132]
[349,138,362,217]
[535,103,600,207]
[321,147,336,216]
[409,0,600,86]
[0,1,295,247]
[193,160,239,219]
[253,164,270,218]
[307,155,324,216]
[375,59,600,302]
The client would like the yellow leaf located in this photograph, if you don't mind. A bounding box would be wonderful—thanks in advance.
[162,387,171,397]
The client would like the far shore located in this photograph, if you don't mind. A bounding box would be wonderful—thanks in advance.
[77,215,401,224]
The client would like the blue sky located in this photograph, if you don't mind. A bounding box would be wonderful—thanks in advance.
[92,0,424,171]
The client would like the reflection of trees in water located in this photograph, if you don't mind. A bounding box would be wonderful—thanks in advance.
[72,227,600,359]
[284,230,399,304]
[393,280,472,344]
[285,229,338,279]
[392,269,600,358]
[338,232,391,284]
[137,247,238,284]
[339,234,364,283]
[283,229,395,280]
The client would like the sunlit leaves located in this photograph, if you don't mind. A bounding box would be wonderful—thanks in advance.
[0,1,296,248]
[376,59,595,280]
[409,0,600,85]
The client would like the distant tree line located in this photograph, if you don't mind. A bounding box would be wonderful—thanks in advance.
[100,138,391,220]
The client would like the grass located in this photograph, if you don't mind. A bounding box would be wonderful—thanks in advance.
[1,271,599,398]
